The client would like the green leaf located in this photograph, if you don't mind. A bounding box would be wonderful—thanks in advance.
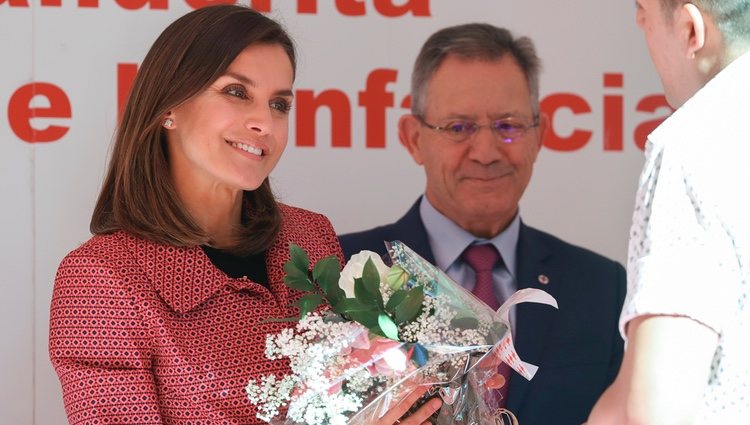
[386,265,409,290]
[358,259,384,309]
[395,285,424,324]
[331,298,369,316]
[333,299,388,338]
[346,308,381,329]
[293,293,324,319]
[354,277,381,310]
[385,288,409,312]
[370,326,385,338]
[361,258,381,288]
[282,246,316,291]
[282,264,316,292]
[312,256,344,303]
[378,313,399,340]
[289,243,310,272]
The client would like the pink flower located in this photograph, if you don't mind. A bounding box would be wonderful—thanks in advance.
[349,336,409,377]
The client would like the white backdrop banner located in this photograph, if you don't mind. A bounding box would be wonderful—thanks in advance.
[0,1,668,423]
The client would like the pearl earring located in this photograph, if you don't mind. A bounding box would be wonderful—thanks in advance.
[163,118,174,129]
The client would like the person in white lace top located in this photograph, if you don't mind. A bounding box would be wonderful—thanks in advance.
[586,1,750,424]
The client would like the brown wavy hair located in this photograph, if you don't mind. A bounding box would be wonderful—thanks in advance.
[91,5,296,255]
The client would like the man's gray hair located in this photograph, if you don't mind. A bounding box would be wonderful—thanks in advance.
[410,23,542,118]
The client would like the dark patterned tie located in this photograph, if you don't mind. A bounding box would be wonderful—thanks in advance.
[462,244,501,310]
[461,243,511,408]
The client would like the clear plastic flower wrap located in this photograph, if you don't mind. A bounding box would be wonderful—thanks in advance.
[246,241,557,425]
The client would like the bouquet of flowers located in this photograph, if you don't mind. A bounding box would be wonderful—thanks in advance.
[245,241,557,424]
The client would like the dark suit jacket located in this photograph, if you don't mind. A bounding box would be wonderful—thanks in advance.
[339,199,626,425]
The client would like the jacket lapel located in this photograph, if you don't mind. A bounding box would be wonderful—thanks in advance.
[388,198,436,264]
[132,233,229,314]
[506,222,559,412]
[373,202,564,412]
[394,208,559,412]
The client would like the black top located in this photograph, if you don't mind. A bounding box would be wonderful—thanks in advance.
[201,246,269,287]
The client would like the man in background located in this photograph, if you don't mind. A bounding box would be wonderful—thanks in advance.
[339,23,626,425]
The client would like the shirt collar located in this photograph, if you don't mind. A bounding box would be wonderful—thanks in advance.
[121,232,233,313]
[649,50,750,151]
[419,196,520,277]
[123,213,293,314]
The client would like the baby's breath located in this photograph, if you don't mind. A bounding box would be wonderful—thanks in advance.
[247,248,501,424]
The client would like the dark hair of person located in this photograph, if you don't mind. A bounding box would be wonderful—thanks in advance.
[410,23,542,119]
[91,5,296,255]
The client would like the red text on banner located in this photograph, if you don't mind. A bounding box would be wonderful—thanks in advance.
[8,83,71,143]
[1,0,432,15]
[4,67,671,148]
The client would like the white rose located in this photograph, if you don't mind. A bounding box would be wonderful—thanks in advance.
[338,250,390,299]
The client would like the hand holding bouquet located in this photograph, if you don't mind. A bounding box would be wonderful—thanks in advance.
[246,241,557,424]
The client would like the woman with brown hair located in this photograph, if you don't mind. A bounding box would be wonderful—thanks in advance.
[48,5,438,424]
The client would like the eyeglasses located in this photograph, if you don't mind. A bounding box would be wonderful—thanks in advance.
[416,115,540,143]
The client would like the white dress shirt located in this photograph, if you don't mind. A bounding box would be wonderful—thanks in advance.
[419,196,520,329]
[621,51,750,423]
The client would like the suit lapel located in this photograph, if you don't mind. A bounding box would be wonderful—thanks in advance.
[387,198,437,264]
[392,209,559,413]
[506,222,559,413]
[364,203,563,412]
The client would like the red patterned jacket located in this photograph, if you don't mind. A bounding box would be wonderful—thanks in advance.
[49,204,343,424]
